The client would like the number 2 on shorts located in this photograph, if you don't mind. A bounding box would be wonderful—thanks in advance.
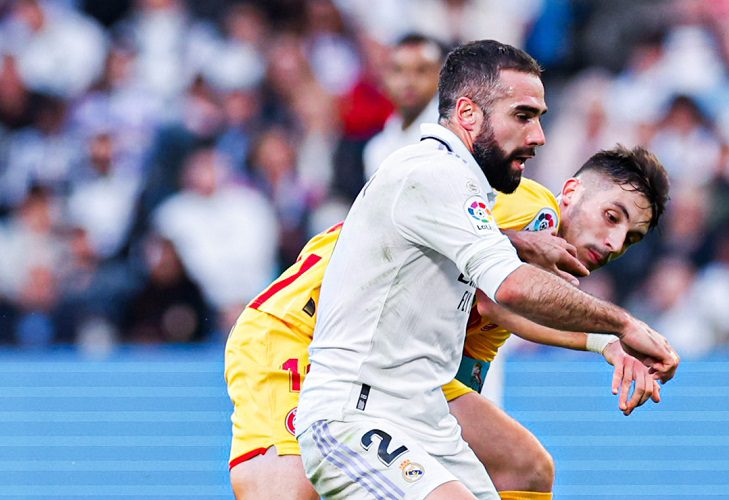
[360,429,409,466]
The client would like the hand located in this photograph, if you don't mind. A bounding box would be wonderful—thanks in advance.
[504,229,589,286]
[603,340,661,415]
[619,319,679,384]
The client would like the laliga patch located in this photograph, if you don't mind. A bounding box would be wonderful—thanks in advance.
[285,407,297,436]
[399,459,425,482]
[525,208,558,232]
[464,196,495,232]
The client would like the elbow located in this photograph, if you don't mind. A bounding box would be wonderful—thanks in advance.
[493,277,525,307]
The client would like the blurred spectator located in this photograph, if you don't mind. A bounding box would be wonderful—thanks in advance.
[626,256,703,356]
[122,233,211,343]
[1,94,80,209]
[0,53,35,130]
[152,147,279,327]
[201,2,267,92]
[70,38,165,166]
[134,74,225,234]
[362,33,444,179]
[54,226,134,345]
[532,69,637,194]
[65,129,141,259]
[329,34,393,199]
[649,95,722,188]
[407,0,539,48]
[113,0,218,106]
[302,0,361,96]
[0,0,108,98]
[0,187,63,345]
[248,126,313,266]
[215,86,263,179]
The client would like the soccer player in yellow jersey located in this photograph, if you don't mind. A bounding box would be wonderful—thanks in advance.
[225,144,671,499]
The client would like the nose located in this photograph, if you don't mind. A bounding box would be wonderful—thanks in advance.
[527,121,546,147]
[605,227,627,252]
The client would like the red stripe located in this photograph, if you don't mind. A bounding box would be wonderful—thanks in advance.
[229,447,270,470]
[327,222,344,233]
[250,253,322,309]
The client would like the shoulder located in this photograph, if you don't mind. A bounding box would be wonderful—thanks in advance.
[493,178,559,231]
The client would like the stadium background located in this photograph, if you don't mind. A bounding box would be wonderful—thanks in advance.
[0,0,728,497]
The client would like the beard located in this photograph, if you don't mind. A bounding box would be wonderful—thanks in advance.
[472,121,529,194]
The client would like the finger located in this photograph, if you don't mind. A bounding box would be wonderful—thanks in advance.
[626,364,647,416]
[651,381,661,403]
[620,358,634,411]
[611,357,624,395]
[555,269,580,287]
[561,239,579,258]
[651,361,676,384]
[637,369,653,408]
[559,254,590,277]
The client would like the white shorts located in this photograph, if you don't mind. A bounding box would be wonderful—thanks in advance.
[298,418,498,499]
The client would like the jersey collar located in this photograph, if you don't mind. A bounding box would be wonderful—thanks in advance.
[419,122,495,198]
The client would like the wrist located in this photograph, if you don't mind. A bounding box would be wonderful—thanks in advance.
[615,311,634,339]
[586,333,619,354]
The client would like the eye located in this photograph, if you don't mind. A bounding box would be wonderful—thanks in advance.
[626,233,645,247]
[605,211,619,224]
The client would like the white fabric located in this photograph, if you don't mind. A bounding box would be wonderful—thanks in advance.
[363,98,439,180]
[585,333,618,354]
[299,418,498,499]
[297,123,523,465]
[152,185,279,308]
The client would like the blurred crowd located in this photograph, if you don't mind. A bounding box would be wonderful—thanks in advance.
[0,0,727,357]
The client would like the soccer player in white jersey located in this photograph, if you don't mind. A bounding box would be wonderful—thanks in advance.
[296,40,678,500]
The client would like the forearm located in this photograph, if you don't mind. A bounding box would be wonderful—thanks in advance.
[476,291,587,351]
[493,264,630,336]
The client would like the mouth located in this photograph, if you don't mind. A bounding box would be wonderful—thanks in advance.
[511,150,535,172]
[587,249,607,268]
[511,155,533,172]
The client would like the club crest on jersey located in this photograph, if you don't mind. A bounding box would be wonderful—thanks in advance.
[285,407,297,436]
[465,196,495,232]
[526,208,558,232]
[400,459,425,482]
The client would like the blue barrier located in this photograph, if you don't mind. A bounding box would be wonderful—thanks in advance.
[0,346,726,499]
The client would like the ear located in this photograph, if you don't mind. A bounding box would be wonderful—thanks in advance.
[560,177,581,207]
[454,97,483,133]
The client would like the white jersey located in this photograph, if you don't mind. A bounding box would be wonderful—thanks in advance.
[363,97,439,179]
[296,123,523,455]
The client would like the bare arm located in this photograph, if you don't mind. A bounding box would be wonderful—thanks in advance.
[503,229,589,286]
[476,290,665,412]
[492,264,678,381]
[475,289,588,350]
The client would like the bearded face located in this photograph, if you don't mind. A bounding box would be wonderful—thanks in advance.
[471,117,524,193]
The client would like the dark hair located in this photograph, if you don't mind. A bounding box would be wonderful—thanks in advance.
[437,39,542,120]
[395,32,448,60]
[574,145,670,230]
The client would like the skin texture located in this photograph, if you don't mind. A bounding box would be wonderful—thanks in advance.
[559,172,653,272]
[230,449,317,500]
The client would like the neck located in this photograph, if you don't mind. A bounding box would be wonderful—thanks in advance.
[440,117,474,153]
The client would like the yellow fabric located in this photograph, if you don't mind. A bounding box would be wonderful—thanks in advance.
[492,178,560,233]
[225,307,310,463]
[499,491,553,500]
[442,378,474,401]
[226,224,341,464]
[248,222,342,338]
[463,179,560,363]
